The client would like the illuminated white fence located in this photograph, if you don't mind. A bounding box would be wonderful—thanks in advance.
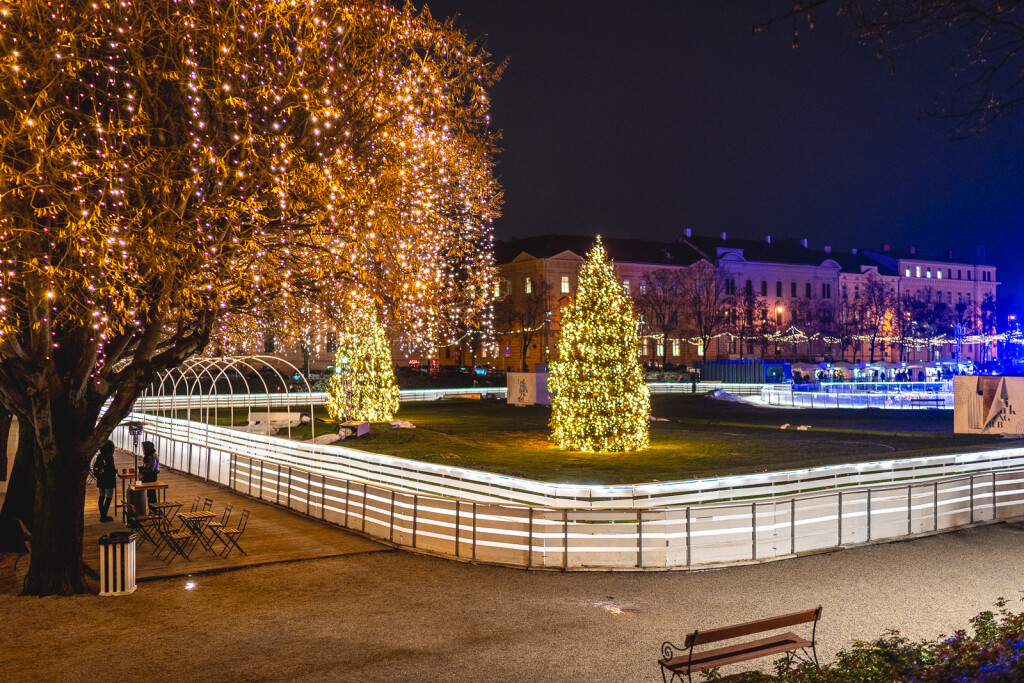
[131,382,767,413]
[762,386,953,410]
[113,414,1024,570]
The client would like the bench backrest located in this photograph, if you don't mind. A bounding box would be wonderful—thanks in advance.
[685,607,821,648]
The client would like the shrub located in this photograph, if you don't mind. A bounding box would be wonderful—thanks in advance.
[701,598,1024,682]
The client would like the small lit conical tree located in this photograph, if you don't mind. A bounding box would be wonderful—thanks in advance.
[549,238,650,452]
[326,301,400,423]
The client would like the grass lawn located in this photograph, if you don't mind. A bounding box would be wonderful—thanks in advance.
[171,395,1018,485]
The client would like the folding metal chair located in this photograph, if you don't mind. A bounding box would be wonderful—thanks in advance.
[219,509,249,557]
[124,502,161,549]
[202,497,213,512]
[206,502,233,549]
[188,494,202,512]
[153,518,195,563]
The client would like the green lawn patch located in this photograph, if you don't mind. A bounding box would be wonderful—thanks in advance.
[168,395,1017,485]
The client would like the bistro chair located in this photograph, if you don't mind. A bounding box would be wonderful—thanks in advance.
[219,508,250,558]
[206,502,233,548]
[124,502,161,549]
[202,497,214,512]
[188,494,202,512]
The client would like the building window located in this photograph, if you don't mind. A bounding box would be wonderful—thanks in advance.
[263,334,275,353]
[926,268,931,278]
[790,282,797,297]
[947,269,952,279]
[641,338,648,354]
[958,269,962,279]
[854,285,860,299]
[776,281,782,297]
[494,281,502,297]
[745,280,753,295]
[968,271,972,280]
[639,279,647,295]
[525,277,532,294]
[561,275,570,294]
[805,282,812,298]
[936,269,942,279]
[671,339,680,356]
[656,340,664,357]
[622,278,630,293]
[905,268,911,277]
[822,283,831,299]
[725,278,736,295]
[760,280,767,296]
[915,266,921,277]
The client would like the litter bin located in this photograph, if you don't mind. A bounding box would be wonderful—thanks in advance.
[98,531,138,596]
[127,486,149,516]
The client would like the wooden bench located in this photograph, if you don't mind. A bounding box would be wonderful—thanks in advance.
[658,607,822,683]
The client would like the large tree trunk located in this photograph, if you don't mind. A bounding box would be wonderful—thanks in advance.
[0,410,12,481]
[0,420,34,551]
[22,429,90,596]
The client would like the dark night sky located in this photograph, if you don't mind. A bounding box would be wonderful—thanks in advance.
[423,1,1024,305]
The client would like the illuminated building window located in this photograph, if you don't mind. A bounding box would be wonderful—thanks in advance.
[916,266,921,277]
[905,268,911,277]
[656,340,664,357]
[561,275,570,293]
[937,269,942,279]
[525,276,532,294]
[672,339,680,356]
[622,278,630,293]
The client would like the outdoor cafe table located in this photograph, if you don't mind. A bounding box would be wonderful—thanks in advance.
[130,482,169,503]
[176,511,217,552]
[115,471,136,515]
[148,500,183,523]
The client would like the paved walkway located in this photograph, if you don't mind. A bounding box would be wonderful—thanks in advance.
[4,518,1024,681]
[80,450,386,580]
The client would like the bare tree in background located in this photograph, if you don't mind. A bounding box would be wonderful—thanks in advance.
[495,278,552,372]
[635,269,684,366]
[679,261,729,361]
[761,1,1024,136]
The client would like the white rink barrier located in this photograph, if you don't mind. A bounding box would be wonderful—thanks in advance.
[762,386,953,410]
[117,413,1024,509]
[114,415,1024,571]
[131,382,769,412]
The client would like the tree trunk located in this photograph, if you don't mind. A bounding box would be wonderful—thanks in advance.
[0,410,11,481]
[0,419,35,551]
[22,429,90,596]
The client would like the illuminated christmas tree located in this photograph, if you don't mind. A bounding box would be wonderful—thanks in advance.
[326,301,400,423]
[549,238,650,452]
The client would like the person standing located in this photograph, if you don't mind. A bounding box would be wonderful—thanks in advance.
[140,441,160,504]
[93,440,117,522]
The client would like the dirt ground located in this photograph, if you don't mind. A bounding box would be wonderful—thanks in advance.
[4,521,1024,682]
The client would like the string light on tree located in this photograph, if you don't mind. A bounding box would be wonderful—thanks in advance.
[549,238,650,452]
[325,296,400,423]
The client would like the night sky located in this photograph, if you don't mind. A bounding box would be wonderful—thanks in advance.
[422,1,1024,306]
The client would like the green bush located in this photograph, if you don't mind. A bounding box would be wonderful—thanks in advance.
[701,598,1024,682]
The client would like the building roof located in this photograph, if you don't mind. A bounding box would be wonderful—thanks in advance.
[681,234,840,267]
[828,252,899,277]
[494,234,705,267]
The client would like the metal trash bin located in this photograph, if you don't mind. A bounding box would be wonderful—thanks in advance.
[98,531,138,596]
[127,487,149,516]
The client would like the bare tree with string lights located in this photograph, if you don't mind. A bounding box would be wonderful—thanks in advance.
[0,0,501,595]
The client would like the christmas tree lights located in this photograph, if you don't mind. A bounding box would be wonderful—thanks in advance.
[325,297,400,423]
[549,238,650,452]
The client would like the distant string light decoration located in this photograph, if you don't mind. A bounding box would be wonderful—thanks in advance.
[0,0,500,370]
[325,293,399,423]
[549,238,650,452]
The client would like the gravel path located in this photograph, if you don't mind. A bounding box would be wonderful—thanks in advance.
[4,521,1024,682]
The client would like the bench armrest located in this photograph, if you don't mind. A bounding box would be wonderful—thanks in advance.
[661,640,687,662]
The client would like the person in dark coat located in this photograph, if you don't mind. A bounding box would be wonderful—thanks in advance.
[94,440,117,522]
[140,440,160,504]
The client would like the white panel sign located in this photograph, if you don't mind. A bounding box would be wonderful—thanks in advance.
[954,376,1024,435]
[507,372,550,406]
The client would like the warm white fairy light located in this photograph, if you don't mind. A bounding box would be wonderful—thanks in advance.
[0,0,501,371]
[549,238,650,452]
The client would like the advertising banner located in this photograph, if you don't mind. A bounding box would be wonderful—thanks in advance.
[507,372,550,406]
[954,376,1024,435]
